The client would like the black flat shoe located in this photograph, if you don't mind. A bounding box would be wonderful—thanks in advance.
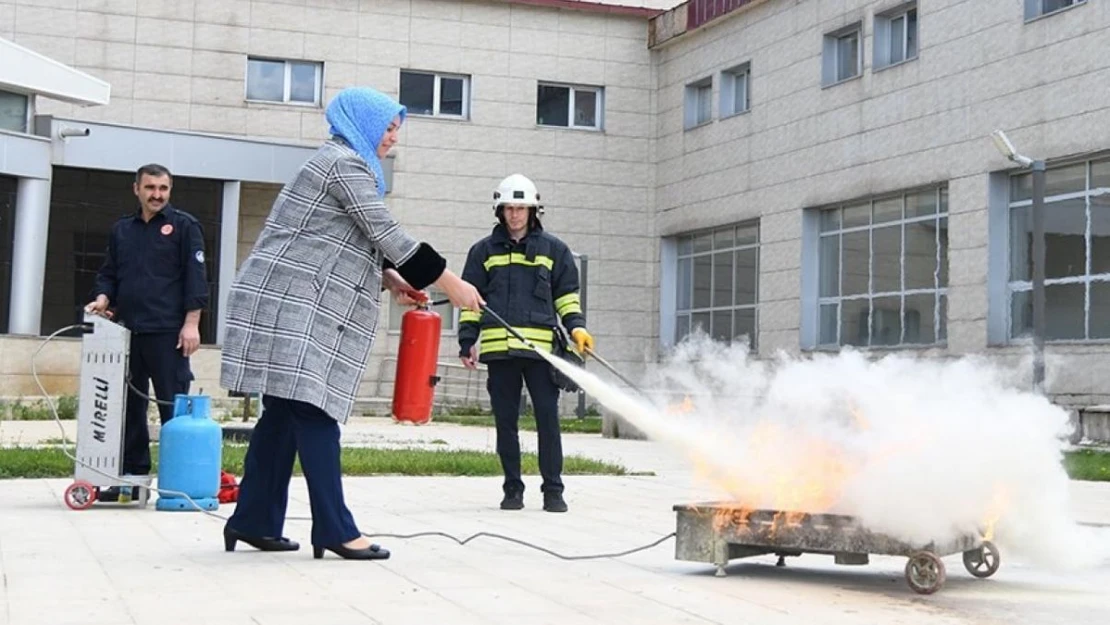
[223,525,300,552]
[313,542,390,560]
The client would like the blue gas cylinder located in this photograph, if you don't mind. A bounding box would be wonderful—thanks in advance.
[156,394,222,512]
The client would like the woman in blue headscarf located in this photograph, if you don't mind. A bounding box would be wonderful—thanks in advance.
[219,87,484,561]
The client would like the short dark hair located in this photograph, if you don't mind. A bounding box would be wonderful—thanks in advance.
[135,163,172,185]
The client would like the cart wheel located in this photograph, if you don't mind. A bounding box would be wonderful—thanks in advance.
[963,540,1000,578]
[64,481,97,510]
[905,551,946,595]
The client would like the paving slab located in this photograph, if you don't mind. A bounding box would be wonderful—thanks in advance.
[3,416,1110,624]
[0,477,1108,624]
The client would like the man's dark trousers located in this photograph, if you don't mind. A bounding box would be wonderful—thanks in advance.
[486,358,563,496]
[122,332,193,475]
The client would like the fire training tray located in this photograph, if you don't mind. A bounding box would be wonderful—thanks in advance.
[673,502,1001,595]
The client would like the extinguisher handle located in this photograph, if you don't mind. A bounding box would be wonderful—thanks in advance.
[429,298,450,306]
[398,287,430,305]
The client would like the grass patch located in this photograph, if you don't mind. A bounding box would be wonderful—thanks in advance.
[1063,449,1110,481]
[0,444,630,479]
[0,396,78,421]
[433,413,603,434]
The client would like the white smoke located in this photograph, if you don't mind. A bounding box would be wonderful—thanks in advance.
[540,333,1110,570]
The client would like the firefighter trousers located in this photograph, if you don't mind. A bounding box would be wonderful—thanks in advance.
[486,358,563,496]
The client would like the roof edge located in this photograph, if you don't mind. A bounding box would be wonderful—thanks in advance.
[649,0,774,48]
[0,37,111,106]
[504,0,663,18]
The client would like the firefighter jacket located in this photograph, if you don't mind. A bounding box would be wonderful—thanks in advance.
[458,222,585,363]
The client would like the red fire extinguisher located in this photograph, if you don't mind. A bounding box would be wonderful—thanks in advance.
[392,292,442,425]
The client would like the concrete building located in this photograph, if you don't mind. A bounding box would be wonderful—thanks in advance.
[0,0,665,414]
[3,0,1110,420]
[649,0,1110,417]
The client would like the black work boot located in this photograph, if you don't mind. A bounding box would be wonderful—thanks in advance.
[500,490,524,510]
[543,492,568,513]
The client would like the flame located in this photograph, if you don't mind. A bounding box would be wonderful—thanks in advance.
[981,486,1011,541]
[687,419,854,539]
[667,395,696,415]
[680,396,1015,548]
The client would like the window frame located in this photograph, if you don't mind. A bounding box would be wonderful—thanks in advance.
[1025,0,1087,21]
[535,82,603,131]
[244,57,324,107]
[684,77,713,129]
[399,70,471,120]
[672,222,761,350]
[874,4,918,70]
[1004,156,1110,342]
[811,186,950,349]
[0,90,31,133]
[720,63,751,118]
[822,23,863,87]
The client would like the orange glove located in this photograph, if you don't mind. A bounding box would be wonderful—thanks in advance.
[571,328,594,355]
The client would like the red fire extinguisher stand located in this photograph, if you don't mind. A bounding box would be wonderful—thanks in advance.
[391,297,442,425]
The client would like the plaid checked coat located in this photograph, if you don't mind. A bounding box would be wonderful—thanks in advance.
[220,139,420,424]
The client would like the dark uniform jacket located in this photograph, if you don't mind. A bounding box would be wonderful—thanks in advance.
[458,222,584,363]
[93,204,209,334]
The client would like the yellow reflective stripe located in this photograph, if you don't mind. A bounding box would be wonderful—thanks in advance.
[484,255,510,270]
[459,308,481,323]
[554,292,581,316]
[480,338,554,353]
[482,254,554,272]
[480,327,553,342]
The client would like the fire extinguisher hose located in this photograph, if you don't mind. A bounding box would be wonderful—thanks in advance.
[581,346,644,395]
[480,305,541,351]
[480,304,646,396]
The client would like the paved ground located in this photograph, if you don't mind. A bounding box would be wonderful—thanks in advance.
[2,417,1110,624]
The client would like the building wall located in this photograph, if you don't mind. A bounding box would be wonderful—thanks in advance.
[651,0,1110,406]
[1,0,661,409]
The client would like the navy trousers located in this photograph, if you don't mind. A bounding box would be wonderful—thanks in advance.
[225,395,360,548]
[122,332,192,475]
[486,358,563,496]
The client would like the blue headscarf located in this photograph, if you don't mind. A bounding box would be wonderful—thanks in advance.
[325,87,406,197]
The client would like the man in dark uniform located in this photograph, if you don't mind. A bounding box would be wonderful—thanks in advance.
[458,174,594,513]
[86,163,209,477]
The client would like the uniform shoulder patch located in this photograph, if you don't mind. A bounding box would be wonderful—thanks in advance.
[195,250,205,263]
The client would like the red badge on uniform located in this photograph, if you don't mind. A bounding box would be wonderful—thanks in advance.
[161,224,174,235]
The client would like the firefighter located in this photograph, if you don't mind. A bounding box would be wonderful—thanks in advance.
[458,174,594,513]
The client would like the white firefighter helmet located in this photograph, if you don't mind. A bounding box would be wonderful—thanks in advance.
[493,174,544,215]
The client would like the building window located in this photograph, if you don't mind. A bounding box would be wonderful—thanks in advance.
[536,83,602,130]
[388,287,457,333]
[684,77,712,129]
[399,70,470,119]
[246,57,323,106]
[874,4,918,70]
[0,90,29,133]
[674,222,759,348]
[1025,0,1086,20]
[822,24,862,86]
[720,63,750,117]
[1007,156,1110,340]
[816,186,949,347]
